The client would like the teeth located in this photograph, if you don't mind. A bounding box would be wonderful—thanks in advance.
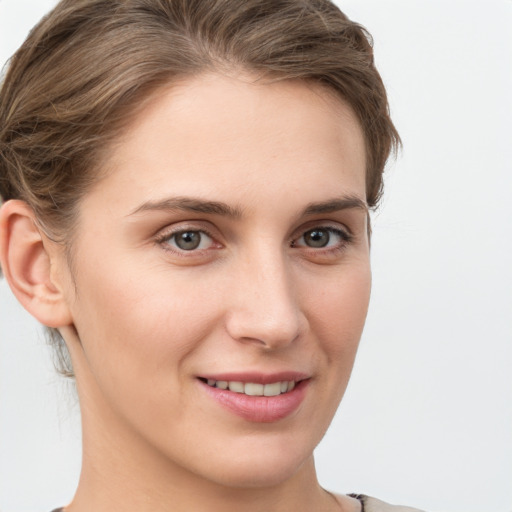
[205,379,299,396]
[263,382,282,397]
[228,381,244,393]
[244,383,264,396]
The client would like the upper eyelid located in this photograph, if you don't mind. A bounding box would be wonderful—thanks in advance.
[291,221,353,241]
[155,224,218,249]
[156,228,220,257]
[291,226,352,246]
[156,221,217,238]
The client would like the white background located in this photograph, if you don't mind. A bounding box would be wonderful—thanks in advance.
[0,1,511,511]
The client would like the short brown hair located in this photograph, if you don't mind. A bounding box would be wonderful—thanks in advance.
[0,0,400,376]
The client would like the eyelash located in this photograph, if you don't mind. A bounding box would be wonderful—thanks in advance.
[155,225,353,257]
[155,226,218,256]
[291,226,353,254]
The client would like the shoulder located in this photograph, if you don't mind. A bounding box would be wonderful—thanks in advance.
[349,494,426,512]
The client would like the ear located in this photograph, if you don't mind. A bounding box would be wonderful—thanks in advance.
[0,200,73,328]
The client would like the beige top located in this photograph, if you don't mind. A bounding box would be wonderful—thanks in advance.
[355,494,426,512]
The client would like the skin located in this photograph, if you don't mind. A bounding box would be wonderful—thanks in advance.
[0,73,369,512]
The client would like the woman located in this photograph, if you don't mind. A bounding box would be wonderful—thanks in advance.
[0,1,422,510]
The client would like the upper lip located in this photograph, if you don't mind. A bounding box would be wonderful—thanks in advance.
[198,371,309,384]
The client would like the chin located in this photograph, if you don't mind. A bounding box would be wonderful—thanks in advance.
[190,436,316,489]
[211,461,306,489]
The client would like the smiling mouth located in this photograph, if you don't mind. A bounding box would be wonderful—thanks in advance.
[198,376,309,422]
[199,378,298,397]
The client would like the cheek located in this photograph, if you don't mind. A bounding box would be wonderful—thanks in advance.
[70,259,217,382]
[308,262,371,353]
[67,264,221,437]
[298,263,371,434]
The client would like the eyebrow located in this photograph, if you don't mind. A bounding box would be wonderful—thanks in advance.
[128,196,243,218]
[128,194,367,218]
[302,196,368,216]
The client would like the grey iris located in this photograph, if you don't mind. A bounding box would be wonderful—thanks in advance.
[176,231,202,250]
[304,229,329,248]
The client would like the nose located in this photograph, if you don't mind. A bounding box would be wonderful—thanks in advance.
[224,250,306,350]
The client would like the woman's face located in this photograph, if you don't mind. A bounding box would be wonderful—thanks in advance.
[60,73,370,487]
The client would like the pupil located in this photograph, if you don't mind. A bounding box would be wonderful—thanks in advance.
[176,231,201,250]
[305,229,329,248]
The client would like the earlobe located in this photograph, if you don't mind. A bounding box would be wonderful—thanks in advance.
[0,200,73,328]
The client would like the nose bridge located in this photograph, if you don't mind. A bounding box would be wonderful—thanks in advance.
[226,243,304,348]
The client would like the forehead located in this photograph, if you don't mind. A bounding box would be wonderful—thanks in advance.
[90,72,367,212]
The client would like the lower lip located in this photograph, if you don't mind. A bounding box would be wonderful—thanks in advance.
[199,380,309,423]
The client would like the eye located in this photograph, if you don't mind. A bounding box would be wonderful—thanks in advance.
[160,229,215,252]
[292,227,351,250]
[303,229,332,248]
